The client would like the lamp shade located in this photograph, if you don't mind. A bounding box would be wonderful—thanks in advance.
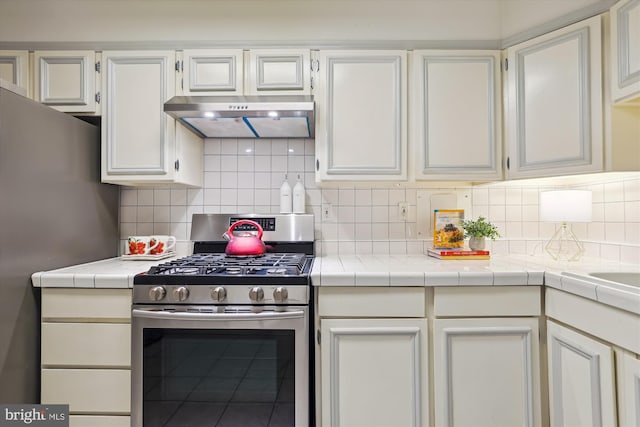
[540,190,592,222]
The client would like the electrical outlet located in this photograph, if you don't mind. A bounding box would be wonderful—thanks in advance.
[322,203,333,221]
[398,202,408,221]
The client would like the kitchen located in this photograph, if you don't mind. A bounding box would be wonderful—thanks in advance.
[1,0,639,426]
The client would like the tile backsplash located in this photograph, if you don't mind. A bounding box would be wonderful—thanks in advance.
[120,138,640,264]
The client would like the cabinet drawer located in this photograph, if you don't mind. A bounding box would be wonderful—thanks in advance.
[434,286,541,317]
[318,287,426,317]
[42,323,130,367]
[69,415,130,427]
[42,288,131,321]
[41,369,130,414]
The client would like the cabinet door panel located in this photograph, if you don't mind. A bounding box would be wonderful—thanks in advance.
[412,51,501,180]
[611,0,640,102]
[42,369,130,413]
[246,49,310,94]
[182,49,243,95]
[42,323,131,367]
[434,317,542,427]
[505,16,602,178]
[617,350,640,427]
[102,51,175,179]
[321,318,428,427]
[316,50,407,181]
[546,320,616,427]
[0,50,29,94]
[34,51,96,112]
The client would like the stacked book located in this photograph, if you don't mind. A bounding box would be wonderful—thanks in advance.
[427,248,490,260]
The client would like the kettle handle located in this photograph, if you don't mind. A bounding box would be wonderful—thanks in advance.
[227,220,264,239]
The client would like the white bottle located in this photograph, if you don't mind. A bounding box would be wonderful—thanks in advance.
[279,174,292,213]
[293,174,306,213]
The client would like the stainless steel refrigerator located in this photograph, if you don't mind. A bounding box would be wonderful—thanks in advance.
[0,84,120,402]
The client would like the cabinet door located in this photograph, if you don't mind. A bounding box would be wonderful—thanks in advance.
[616,349,640,427]
[0,50,29,95]
[245,49,311,95]
[33,50,97,113]
[611,0,640,103]
[411,50,502,181]
[505,16,603,179]
[433,317,542,427]
[320,318,428,427]
[181,49,243,95]
[101,50,176,183]
[547,320,616,427]
[315,50,407,181]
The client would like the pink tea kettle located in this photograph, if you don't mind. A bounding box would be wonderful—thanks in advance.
[223,220,266,256]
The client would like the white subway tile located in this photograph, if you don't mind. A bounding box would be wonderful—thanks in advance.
[472,187,489,205]
[120,189,137,206]
[304,139,315,156]
[389,223,406,239]
[154,206,170,223]
[137,223,154,235]
[322,189,339,205]
[254,189,271,206]
[204,139,221,155]
[522,222,539,238]
[271,140,288,155]
[505,188,522,205]
[288,155,305,172]
[354,206,372,223]
[489,187,506,205]
[120,206,137,222]
[372,223,389,240]
[521,188,538,205]
[587,222,605,240]
[238,139,255,154]
[338,206,355,223]
[372,206,389,223]
[254,156,271,172]
[389,241,407,254]
[237,156,254,172]
[170,222,188,240]
[254,172,271,189]
[505,222,522,238]
[488,205,506,221]
[220,172,238,188]
[137,206,154,222]
[600,244,621,262]
[623,178,640,201]
[338,222,356,240]
[355,223,372,240]
[220,189,238,205]
[625,200,640,222]
[339,188,355,206]
[321,223,338,240]
[625,222,640,244]
[604,181,624,202]
[389,189,405,205]
[254,139,271,155]
[604,202,625,222]
[221,139,238,155]
[288,139,305,154]
[203,189,221,205]
[355,241,373,254]
[372,241,390,254]
[120,222,137,239]
[237,189,254,205]
[138,189,154,205]
[237,172,254,189]
[338,241,356,255]
[170,206,188,223]
[187,189,204,205]
[621,245,640,264]
[355,189,372,206]
[372,189,389,205]
[505,205,522,221]
[220,155,238,172]
[204,155,221,171]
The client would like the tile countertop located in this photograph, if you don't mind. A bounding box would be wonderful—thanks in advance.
[31,253,640,315]
[311,253,640,315]
[31,255,181,289]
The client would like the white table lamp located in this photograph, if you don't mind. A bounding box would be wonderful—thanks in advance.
[540,190,592,261]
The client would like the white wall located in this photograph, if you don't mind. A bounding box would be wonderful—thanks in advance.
[0,0,607,47]
[119,137,640,264]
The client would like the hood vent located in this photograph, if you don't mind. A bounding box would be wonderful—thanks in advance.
[164,95,314,139]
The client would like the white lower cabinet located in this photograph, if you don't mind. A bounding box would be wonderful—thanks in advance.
[433,317,542,427]
[546,320,616,427]
[617,349,640,427]
[41,288,132,422]
[321,318,428,427]
[317,287,428,427]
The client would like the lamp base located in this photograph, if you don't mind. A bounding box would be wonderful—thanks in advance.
[544,223,585,261]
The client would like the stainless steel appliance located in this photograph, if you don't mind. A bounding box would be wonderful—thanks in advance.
[0,81,119,402]
[132,214,315,427]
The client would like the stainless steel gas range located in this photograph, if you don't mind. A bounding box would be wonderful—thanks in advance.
[131,214,315,427]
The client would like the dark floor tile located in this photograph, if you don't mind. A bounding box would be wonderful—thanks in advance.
[217,403,273,427]
[232,378,278,402]
[208,358,251,378]
[187,377,240,402]
[143,401,181,427]
[145,376,201,401]
[268,402,295,427]
[276,377,295,402]
[222,340,261,358]
[164,401,227,427]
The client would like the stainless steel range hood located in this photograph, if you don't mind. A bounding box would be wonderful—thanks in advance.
[164,95,314,139]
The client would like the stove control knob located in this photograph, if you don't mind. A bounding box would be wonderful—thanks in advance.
[173,286,190,302]
[273,287,289,303]
[249,286,264,302]
[210,286,227,303]
[149,286,166,302]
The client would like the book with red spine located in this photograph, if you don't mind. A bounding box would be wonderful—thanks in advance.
[427,247,490,260]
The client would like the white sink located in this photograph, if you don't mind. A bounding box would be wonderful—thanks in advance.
[588,272,640,288]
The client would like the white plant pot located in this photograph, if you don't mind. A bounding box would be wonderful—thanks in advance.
[469,237,486,251]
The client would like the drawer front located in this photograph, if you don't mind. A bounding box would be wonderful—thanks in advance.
[69,415,130,427]
[434,286,541,317]
[42,288,131,321]
[41,369,130,413]
[318,287,426,317]
[42,323,131,367]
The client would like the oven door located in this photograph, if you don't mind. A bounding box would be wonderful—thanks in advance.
[131,306,309,427]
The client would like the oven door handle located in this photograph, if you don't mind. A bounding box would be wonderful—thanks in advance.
[132,308,306,321]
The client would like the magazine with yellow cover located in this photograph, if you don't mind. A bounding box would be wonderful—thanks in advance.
[433,209,465,249]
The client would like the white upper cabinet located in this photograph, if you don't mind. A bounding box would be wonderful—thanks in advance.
[101,50,202,187]
[179,48,311,96]
[180,49,243,96]
[610,0,640,103]
[0,50,29,95]
[245,49,311,95]
[33,50,99,114]
[315,50,407,181]
[504,16,603,179]
[411,50,502,181]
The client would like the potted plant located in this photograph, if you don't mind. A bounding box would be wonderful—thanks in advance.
[460,216,500,250]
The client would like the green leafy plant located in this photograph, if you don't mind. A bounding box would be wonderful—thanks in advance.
[460,216,500,240]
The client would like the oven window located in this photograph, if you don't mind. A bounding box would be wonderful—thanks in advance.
[142,329,295,427]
